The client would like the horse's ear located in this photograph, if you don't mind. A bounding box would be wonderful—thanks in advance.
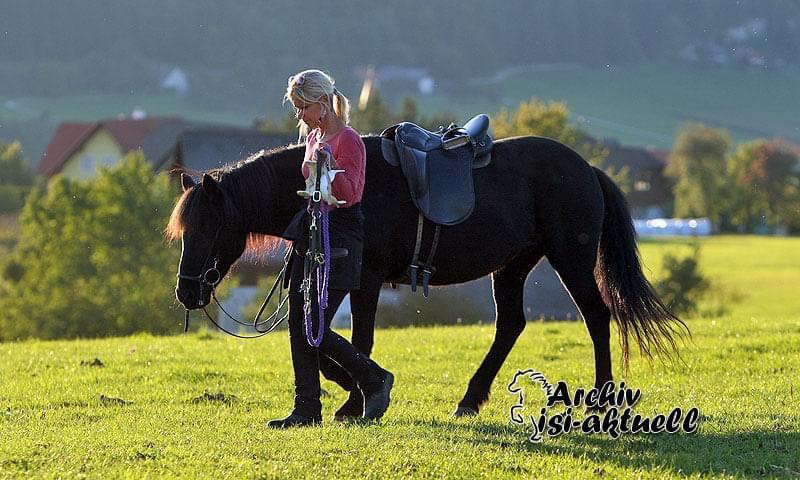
[201,173,223,204]
[181,173,196,192]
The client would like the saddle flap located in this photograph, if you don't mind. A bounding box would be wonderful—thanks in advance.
[416,148,476,225]
[381,137,400,166]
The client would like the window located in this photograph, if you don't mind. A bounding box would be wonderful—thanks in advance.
[80,154,94,174]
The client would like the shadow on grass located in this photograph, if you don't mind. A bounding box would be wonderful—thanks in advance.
[407,418,800,478]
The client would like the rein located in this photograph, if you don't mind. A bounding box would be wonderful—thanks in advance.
[178,227,290,339]
[301,146,332,347]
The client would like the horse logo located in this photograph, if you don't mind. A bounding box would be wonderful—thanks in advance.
[508,369,554,442]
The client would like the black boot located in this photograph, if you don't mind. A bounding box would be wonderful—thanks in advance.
[267,410,322,429]
[333,388,365,423]
[361,370,394,420]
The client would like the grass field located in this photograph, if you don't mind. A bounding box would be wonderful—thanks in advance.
[1,236,799,479]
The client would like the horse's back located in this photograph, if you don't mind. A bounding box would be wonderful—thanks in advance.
[486,135,606,261]
[360,135,605,284]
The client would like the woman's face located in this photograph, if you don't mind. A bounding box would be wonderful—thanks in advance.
[293,98,324,129]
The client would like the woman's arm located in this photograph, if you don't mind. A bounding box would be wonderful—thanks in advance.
[329,130,366,205]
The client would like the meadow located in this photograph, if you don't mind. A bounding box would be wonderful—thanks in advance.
[1,235,799,479]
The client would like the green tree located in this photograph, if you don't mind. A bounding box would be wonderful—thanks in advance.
[665,123,732,229]
[0,153,181,341]
[727,139,800,233]
[0,140,36,214]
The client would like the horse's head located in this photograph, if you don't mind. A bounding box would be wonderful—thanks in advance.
[168,173,248,310]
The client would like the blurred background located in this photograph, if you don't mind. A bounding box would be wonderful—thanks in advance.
[1,1,798,340]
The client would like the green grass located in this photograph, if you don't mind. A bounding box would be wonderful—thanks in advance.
[1,235,799,479]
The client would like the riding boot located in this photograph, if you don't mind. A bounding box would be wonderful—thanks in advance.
[286,291,324,420]
[319,330,394,420]
[319,354,356,392]
[267,410,322,429]
[333,388,365,422]
[361,370,394,420]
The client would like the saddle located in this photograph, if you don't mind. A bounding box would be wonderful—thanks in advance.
[380,114,492,225]
[380,114,493,296]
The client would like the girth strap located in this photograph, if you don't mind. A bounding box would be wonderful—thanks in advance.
[409,212,441,298]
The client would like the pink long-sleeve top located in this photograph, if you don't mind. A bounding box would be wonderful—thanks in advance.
[303,126,366,206]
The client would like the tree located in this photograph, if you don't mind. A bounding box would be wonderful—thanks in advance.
[665,123,732,229]
[0,140,35,214]
[0,153,182,341]
[727,139,800,232]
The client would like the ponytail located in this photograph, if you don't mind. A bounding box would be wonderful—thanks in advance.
[331,88,350,125]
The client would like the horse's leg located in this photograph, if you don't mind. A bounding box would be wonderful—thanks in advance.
[454,251,542,417]
[327,271,383,421]
[548,253,613,391]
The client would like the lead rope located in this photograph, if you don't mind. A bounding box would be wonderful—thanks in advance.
[302,146,332,347]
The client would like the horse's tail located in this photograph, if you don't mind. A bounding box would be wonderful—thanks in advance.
[592,167,689,368]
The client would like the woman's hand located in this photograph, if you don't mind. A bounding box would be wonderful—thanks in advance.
[317,144,336,167]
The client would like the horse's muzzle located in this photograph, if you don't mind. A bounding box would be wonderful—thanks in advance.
[175,286,209,310]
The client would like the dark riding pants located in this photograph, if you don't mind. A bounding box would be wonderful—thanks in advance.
[287,256,378,418]
[283,203,375,418]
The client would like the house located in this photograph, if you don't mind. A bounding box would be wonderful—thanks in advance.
[162,126,294,174]
[37,117,295,180]
[603,143,673,219]
[161,67,190,95]
[37,116,181,180]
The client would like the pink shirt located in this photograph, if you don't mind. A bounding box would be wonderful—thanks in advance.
[303,126,366,206]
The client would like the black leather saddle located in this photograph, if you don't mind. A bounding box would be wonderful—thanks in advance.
[380,114,493,226]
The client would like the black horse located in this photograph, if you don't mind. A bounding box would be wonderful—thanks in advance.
[167,135,687,417]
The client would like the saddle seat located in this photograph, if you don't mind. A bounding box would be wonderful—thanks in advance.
[380,114,493,226]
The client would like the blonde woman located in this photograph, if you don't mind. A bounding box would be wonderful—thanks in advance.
[269,69,393,428]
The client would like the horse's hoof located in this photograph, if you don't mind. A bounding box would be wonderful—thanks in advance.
[451,406,479,418]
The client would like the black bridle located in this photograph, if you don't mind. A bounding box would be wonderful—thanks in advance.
[177,226,289,339]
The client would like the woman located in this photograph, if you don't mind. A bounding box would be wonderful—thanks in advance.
[268,69,393,428]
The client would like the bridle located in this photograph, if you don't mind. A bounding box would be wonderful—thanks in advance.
[177,226,289,339]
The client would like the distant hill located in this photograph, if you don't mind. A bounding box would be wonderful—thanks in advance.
[1,1,798,107]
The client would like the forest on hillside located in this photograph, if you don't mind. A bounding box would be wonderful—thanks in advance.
[2,0,798,105]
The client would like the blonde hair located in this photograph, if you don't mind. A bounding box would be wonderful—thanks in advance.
[284,69,351,138]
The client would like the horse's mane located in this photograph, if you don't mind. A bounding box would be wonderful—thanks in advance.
[165,144,303,261]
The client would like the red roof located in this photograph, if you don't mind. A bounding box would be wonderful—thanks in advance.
[37,117,177,177]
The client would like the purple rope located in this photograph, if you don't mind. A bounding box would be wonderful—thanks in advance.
[304,203,331,347]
